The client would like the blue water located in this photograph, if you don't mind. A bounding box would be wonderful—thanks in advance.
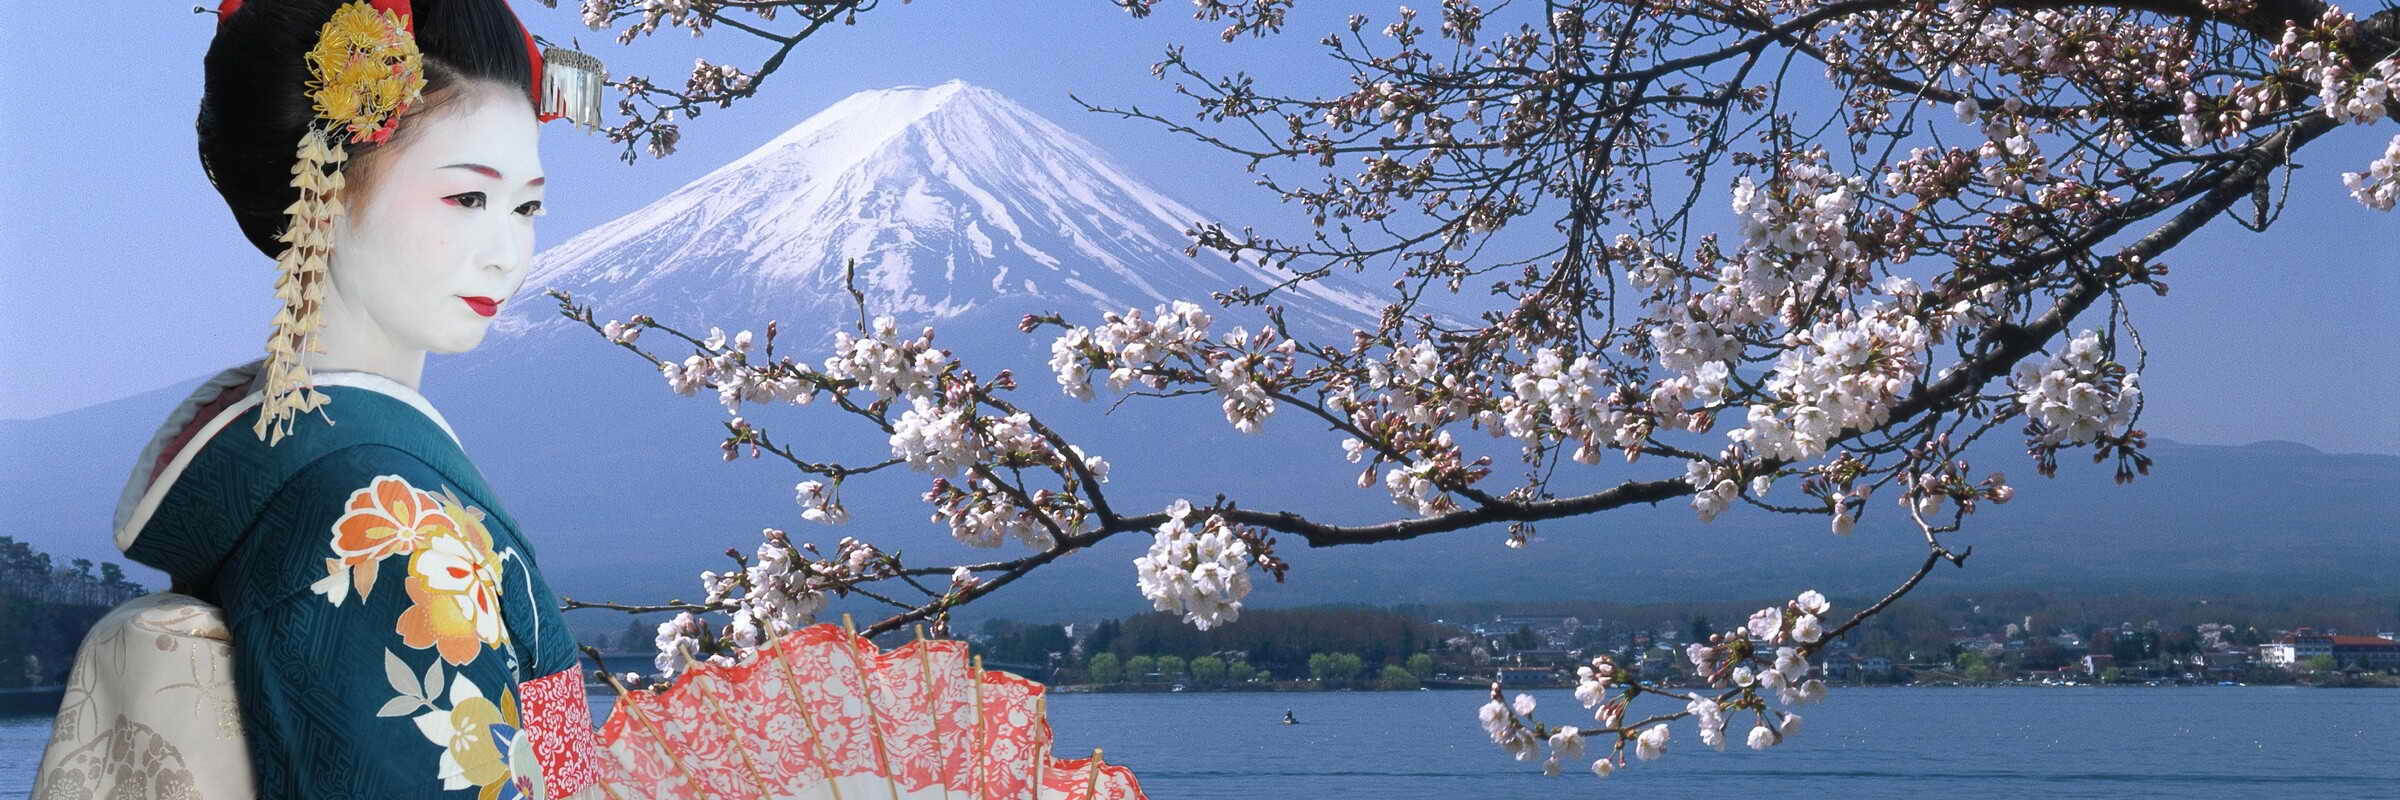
[6,687,2393,798]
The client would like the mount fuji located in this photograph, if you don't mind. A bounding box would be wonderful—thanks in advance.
[493,79,1377,346]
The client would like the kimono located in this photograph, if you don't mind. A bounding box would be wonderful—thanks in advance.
[50,360,602,799]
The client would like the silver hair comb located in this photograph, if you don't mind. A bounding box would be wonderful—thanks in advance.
[538,46,608,132]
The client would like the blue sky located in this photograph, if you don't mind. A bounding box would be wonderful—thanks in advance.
[1,3,2393,453]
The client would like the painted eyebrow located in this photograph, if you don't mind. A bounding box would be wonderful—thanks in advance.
[440,163,545,186]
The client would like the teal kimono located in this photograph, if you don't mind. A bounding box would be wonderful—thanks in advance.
[116,365,599,798]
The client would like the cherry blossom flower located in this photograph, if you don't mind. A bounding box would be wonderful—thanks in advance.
[1688,695,1727,751]
[1792,614,1825,644]
[1634,723,1670,761]
[794,480,848,524]
[652,612,702,676]
[1746,724,1778,750]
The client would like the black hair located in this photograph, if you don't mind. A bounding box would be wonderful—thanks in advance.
[198,0,537,257]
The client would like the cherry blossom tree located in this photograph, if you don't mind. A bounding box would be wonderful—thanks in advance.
[539,0,2397,778]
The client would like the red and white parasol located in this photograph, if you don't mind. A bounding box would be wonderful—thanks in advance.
[590,619,1147,800]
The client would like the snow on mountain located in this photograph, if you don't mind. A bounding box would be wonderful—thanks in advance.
[499,79,1378,341]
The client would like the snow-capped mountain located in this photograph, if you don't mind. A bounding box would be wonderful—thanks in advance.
[498,79,1377,341]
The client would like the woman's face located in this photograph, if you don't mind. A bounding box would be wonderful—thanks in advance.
[329,84,544,355]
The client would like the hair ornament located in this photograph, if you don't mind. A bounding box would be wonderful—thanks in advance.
[535,46,608,133]
[256,0,425,445]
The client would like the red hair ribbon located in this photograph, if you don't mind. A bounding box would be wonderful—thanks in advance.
[516,16,557,122]
[217,0,415,31]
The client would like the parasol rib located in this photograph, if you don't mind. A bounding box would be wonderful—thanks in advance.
[769,631,845,800]
[970,654,988,800]
[1031,694,1047,800]
[914,626,955,800]
[692,674,770,799]
[608,677,705,797]
[841,614,907,800]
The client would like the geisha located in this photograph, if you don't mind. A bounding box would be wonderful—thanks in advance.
[36,1,609,797]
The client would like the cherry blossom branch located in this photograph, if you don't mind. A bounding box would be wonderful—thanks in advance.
[542,0,2395,780]
[560,597,712,614]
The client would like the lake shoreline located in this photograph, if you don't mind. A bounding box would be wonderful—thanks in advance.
[10,686,2396,799]
[1044,676,2400,693]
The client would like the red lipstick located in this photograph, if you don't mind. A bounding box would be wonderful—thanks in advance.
[460,296,500,317]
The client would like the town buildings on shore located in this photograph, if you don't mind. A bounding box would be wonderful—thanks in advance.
[2256,628,2400,671]
[1446,614,2400,687]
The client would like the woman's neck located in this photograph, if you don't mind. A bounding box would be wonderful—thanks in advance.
[301,348,426,392]
[303,281,427,391]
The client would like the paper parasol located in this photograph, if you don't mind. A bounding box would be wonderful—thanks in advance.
[592,618,1148,800]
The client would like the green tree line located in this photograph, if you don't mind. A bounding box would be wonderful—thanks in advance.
[1080,606,1460,677]
[1080,648,1440,690]
[2,536,149,688]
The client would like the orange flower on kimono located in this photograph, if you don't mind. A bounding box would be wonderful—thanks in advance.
[325,475,458,601]
[396,492,508,665]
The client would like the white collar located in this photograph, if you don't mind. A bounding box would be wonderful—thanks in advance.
[112,360,463,552]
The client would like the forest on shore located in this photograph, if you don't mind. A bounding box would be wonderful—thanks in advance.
[2,535,146,688]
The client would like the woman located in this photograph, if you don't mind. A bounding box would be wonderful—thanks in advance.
[36,1,608,796]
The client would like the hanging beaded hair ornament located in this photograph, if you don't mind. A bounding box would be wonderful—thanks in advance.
[214,0,606,445]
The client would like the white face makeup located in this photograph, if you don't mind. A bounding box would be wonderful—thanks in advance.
[326,84,544,360]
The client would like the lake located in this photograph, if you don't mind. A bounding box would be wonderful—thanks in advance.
[5,687,2393,798]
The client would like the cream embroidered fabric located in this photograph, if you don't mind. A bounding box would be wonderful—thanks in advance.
[33,592,256,800]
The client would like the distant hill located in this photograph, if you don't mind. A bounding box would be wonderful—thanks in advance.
[7,82,2394,636]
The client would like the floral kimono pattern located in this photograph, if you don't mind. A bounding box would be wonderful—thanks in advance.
[117,371,599,798]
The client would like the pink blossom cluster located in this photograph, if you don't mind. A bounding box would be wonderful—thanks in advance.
[2273,11,2396,127]
[920,475,1082,550]
[581,0,710,44]
[792,479,846,524]
[2009,329,2142,447]
[1362,342,1478,428]
[824,315,949,403]
[650,529,885,679]
[888,396,1106,548]
[887,398,987,476]
[1048,300,1218,400]
[1206,326,1297,434]
[1976,133,2051,197]
[1488,588,1827,777]
[1476,692,1542,763]
[1895,457,2016,520]
[615,303,1118,554]
[1718,159,1869,331]
[1729,305,1932,464]
[1130,499,1255,630]
[1881,146,1978,204]
[685,57,755,98]
[648,325,812,414]
[1379,451,1461,516]
[1485,348,1647,465]
[1342,343,1496,516]
[2345,134,2400,211]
